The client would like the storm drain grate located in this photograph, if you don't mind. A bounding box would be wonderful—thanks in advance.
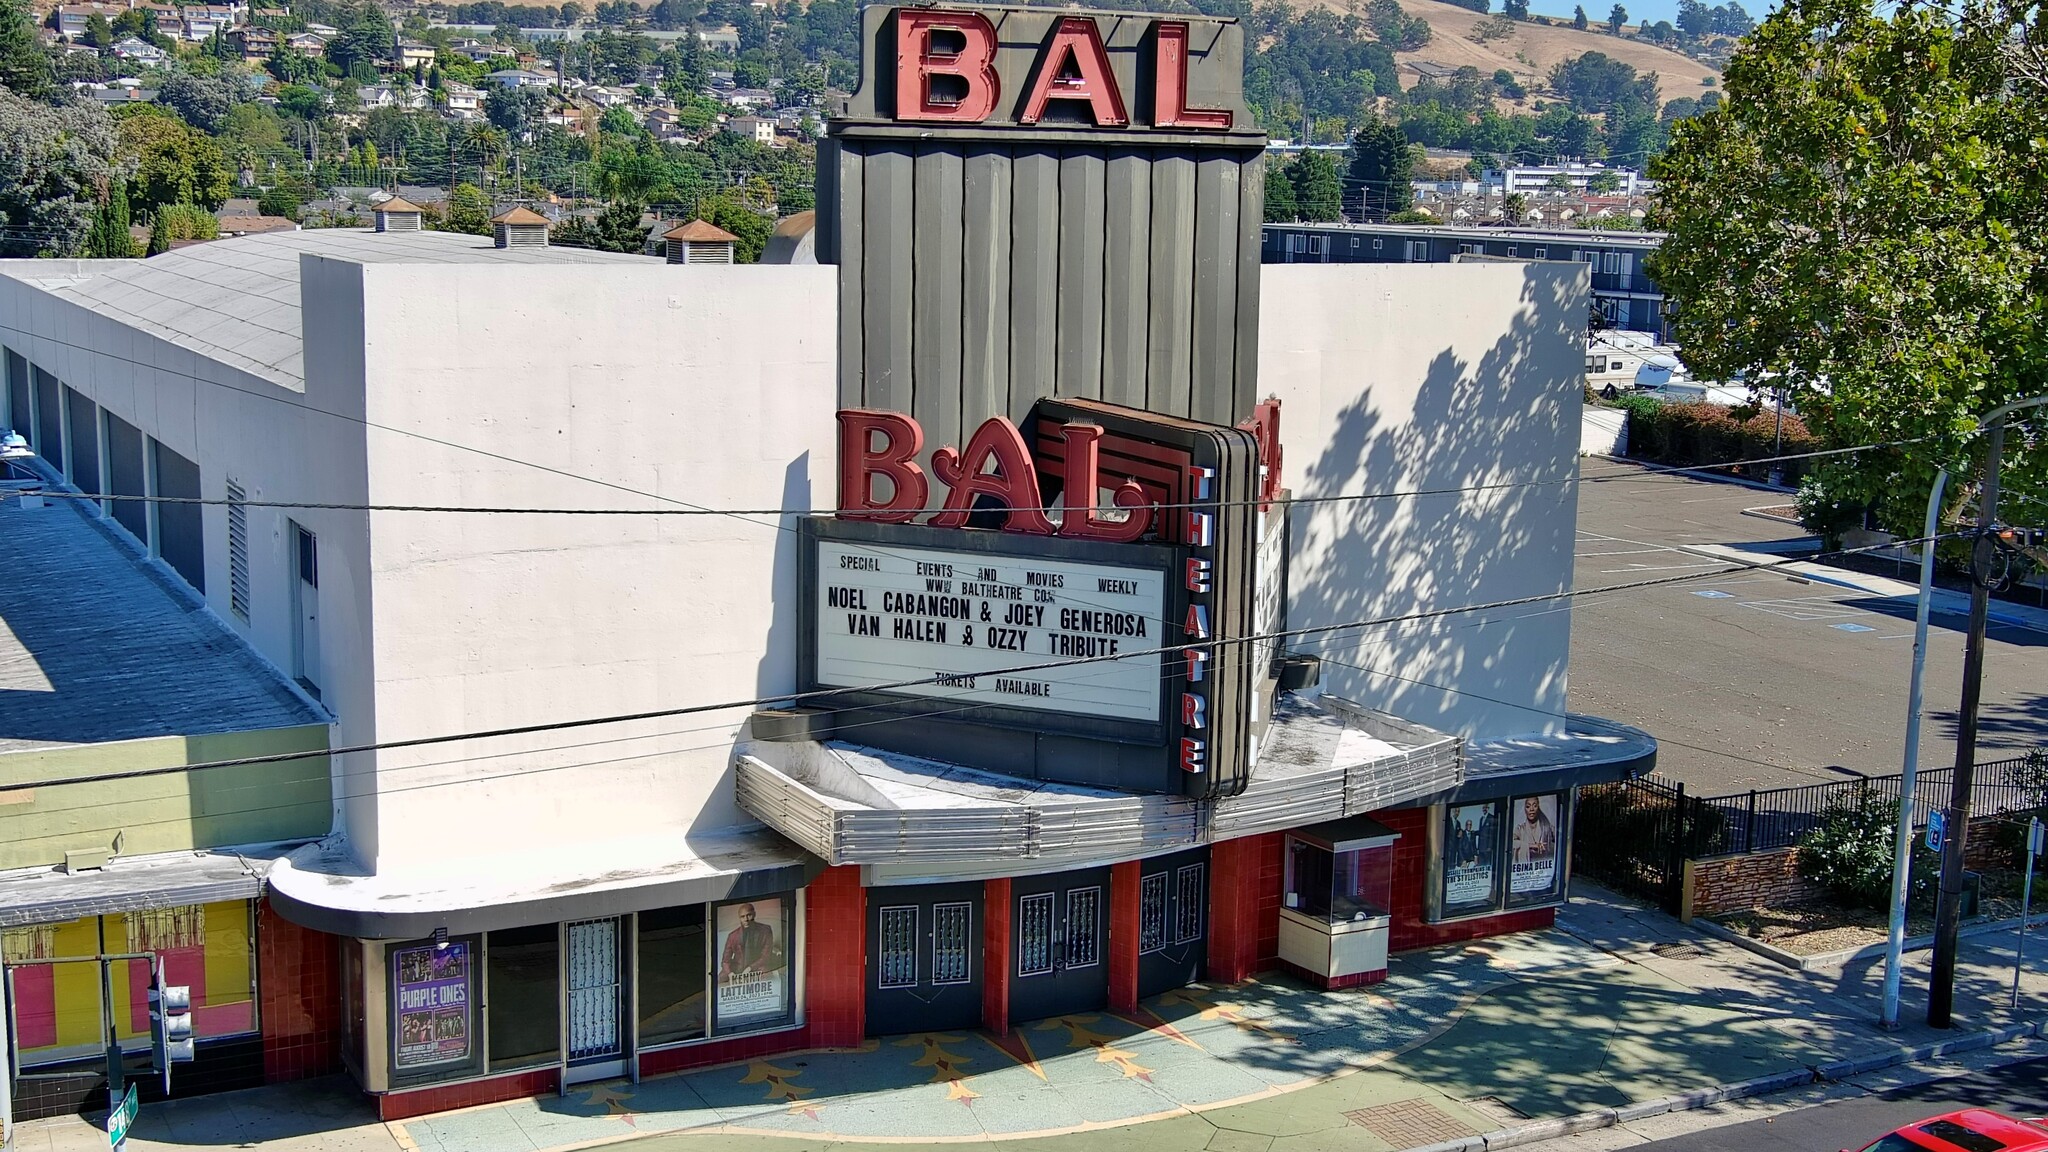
[1650,942,1706,959]
[1344,1099,1480,1146]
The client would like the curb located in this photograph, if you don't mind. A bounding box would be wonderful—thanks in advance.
[1677,543,2048,635]
[1585,455,1797,494]
[1688,912,2033,972]
[1404,1026,2048,1152]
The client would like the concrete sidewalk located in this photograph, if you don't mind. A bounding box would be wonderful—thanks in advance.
[16,882,2048,1152]
[1685,541,2048,637]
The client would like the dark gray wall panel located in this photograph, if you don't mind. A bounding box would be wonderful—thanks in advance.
[1101,149,1152,409]
[1233,153,1266,421]
[1146,155,1195,417]
[961,148,1012,432]
[861,145,915,412]
[1008,148,1061,422]
[815,139,839,264]
[153,439,204,594]
[1192,152,1242,426]
[105,411,146,542]
[832,142,863,410]
[64,386,98,497]
[32,367,61,471]
[912,148,965,455]
[4,349,26,436]
[1056,148,1106,404]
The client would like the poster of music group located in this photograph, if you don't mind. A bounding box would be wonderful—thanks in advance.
[713,898,790,1031]
[1444,801,1499,908]
[392,941,472,1070]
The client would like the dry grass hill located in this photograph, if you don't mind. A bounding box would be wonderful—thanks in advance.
[1306,0,1723,102]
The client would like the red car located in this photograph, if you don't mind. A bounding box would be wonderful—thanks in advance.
[1856,1110,2048,1152]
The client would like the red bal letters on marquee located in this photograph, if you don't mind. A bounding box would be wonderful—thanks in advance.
[894,9,1001,122]
[1151,22,1233,130]
[929,416,1058,535]
[1055,423,1153,543]
[1019,16,1128,126]
[836,409,928,521]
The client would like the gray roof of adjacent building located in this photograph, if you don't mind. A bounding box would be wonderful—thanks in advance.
[0,486,325,755]
[2,227,651,390]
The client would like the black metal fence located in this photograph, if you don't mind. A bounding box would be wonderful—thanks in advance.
[1576,753,2048,913]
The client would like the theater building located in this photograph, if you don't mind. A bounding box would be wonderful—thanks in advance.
[0,4,1650,1122]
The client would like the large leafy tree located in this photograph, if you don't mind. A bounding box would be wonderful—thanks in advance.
[1262,159,1299,222]
[1288,150,1343,223]
[1346,115,1412,221]
[1649,0,2048,534]
[0,92,116,257]
[0,0,52,98]
[116,107,234,214]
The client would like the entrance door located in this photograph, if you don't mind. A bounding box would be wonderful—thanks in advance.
[290,523,321,697]
[1010,866,1111,1023]
[564,917,625,1083]
[866,881,982,1035]
[1138,847,1210,999]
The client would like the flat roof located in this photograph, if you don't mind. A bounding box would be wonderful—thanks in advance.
[0,482,324,754]
[1268,221,1665,246]
[1,227,654,390]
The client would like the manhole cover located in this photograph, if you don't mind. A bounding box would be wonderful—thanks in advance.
[1345,1100,1480,1146]
[1651,942,1706,959]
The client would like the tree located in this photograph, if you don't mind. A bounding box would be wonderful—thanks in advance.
[0,92,115,256]
[1286,150,1342,222]
[1346,116,1412,221]
[257,185,300,220]
[1263,161,1298,222]
[276,84,328,120]
[1647,0,2048,537]
[1503,191,1528,220]
[437,181,493,234]
[83,176,134,257]
[560,1,584,22]
[118,107,234,214]
[1573,4,1589,29]
[1502,0,1529,20]
[486,85,547,133]
[1545,171,1573,193]
[158,70,249,134]
[1676,0,1710,37]
[83,13,114,50]
[0,0,53,98]
[1606,4,1627,34]
[701,195,772,262]
[1587,169,1622,194]
[551,198,645,252]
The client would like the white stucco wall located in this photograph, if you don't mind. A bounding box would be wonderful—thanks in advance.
[339,263,838,867]
[1260,261,1588,741]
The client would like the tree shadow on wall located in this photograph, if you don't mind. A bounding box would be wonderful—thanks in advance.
[1284,264,1586,741]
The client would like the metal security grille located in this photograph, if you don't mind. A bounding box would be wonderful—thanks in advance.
[226,480,249,619]
[1065,888,1101,969]
[877,906,918,989]
[566,918,621,1060]
[1017,893,1054,977]
[931,902,971,985]
[1174,865,1205,943]
[1139,874,1167,955]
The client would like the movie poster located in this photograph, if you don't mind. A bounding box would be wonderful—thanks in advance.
[1444,802,1498,908]
[713,899,789,1030]
[1509,794,1561,896]
[392,941,472,1070]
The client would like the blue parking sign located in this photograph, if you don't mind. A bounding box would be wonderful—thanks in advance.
[1926,810,1948,853]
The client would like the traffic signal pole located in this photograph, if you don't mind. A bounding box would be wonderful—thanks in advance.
[1929,394,2048,1027]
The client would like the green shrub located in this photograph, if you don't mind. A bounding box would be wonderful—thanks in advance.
[1619,397,1821,482]
[1796,794,1937,910]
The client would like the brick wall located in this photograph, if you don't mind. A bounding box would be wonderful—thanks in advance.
[983,877,1012,1035]
[1686,814,2014,918]
[1208,832,1282,982]
[258,897,341,1083]
[1109,861,1140,1013]
[802,865,866,1048]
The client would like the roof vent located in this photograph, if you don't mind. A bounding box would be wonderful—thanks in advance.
[492,207,550,249]
[664,219,738,265]
[374,197,424,233]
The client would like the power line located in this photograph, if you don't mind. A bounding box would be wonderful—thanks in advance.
[0,529,1962,798]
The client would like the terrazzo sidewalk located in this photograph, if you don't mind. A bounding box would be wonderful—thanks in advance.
[17,881,2048,1152]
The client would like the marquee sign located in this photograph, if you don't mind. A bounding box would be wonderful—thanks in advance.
[801,398,1275,799]
[812,535,1169,724]
[832,5,1261,142]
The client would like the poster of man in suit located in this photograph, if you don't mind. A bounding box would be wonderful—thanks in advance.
[1444,802,1498,907]
[714,899,788,1028]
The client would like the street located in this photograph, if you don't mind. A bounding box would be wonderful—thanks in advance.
[1570,462,2048,791]
[1636,1053,2048,1152]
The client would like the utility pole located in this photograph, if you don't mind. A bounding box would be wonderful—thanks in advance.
[1929,393,2048,1026]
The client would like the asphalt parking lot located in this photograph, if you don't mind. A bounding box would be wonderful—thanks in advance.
[1569,462,2048,792]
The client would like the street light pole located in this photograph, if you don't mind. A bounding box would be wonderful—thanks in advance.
[1882,465,1947,1029]
[1929,394,2048,1027]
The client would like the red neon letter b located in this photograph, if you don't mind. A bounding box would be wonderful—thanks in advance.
[896,10,1000,122]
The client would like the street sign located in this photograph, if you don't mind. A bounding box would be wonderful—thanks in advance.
[107,1082,137,1147]
[1926,810,1948,853]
